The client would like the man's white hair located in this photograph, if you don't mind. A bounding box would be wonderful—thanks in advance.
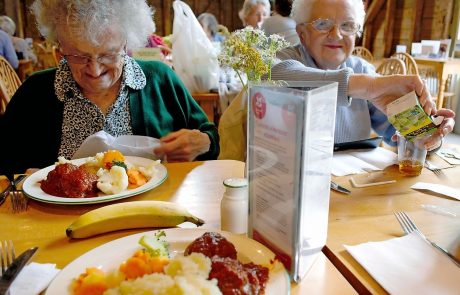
[291,0,365,35]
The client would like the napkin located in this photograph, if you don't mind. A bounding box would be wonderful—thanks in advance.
[411,182,460,201]
[332,147,397,176]
[345,232,460,295]
[72,131,161,160]
[9,262,60,295]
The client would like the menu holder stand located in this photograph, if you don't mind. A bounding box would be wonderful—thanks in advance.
[247,81,338,282]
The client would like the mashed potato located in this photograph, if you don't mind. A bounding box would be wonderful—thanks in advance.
[104,253,221,295]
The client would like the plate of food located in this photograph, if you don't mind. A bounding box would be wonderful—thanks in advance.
[23,150,168,205]
[45,228,290,295]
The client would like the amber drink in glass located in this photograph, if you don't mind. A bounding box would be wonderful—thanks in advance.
[397,132,427,176]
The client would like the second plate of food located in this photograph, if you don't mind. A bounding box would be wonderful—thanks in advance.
[22,156,168,205]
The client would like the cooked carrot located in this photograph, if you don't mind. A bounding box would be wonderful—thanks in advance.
[72,267,108,295]
[127,169,147,189]
[103,150,125,168]
[119,250,169,279]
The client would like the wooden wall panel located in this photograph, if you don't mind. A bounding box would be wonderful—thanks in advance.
[149,0,245,36]
[365,0,454,58]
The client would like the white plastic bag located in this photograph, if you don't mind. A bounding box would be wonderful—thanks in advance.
[171,0,219,93]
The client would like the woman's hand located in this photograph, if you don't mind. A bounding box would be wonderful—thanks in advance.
[153,129,211,162]
[349,74,436,116]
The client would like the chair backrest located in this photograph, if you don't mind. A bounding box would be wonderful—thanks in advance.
[0,55,21,114]
[352,46,374,62]
[391,52,419,75]
[52,45,62,65]
[375,58,406,76]
[34,41,58,70]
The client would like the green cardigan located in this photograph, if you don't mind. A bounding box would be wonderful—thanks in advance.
[0,60,219,177]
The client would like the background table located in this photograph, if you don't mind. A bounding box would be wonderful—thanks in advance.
[0,160,355,294]
[413,57,460,108]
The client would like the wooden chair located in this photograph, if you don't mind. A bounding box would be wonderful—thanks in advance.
[391,52,419,75]
[17,59,34,81]
[0,56,21,114]
[52,45,62,65]
[192,92,220,125]
[34,41,58,70]
[375,58,406,76]
[352,46,374,63]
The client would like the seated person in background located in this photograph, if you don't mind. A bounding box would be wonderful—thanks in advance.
[0,29,18,69]
[0,15,37,63]
[238,0,271,29]
[262,0,300,45]
[275,0,454,150]
[0,0,219,177]
[146,33,172,57]
[198,13,225,43]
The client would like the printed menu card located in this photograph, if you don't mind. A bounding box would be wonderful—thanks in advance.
[247,81,338,282]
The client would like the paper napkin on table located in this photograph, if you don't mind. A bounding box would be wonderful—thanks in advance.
[332,147,397,176]
[9,262,60,295]
[345,232,460,295]
[411,182,460,201]
[72,130,161,160]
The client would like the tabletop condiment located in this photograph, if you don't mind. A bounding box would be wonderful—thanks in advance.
[221,178,248,235]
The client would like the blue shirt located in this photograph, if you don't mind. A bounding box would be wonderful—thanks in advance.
[276,44,396,146]
[0,30,18,69]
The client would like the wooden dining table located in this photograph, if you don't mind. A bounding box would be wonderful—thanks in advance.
[0,160,355,294]
[327,154,460,294]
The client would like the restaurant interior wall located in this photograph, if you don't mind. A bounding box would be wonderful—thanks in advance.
[362,0,457,59]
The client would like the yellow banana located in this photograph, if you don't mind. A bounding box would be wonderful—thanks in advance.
[66,200,205,239]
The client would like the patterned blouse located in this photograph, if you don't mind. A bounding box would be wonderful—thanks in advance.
[54,56,146,159]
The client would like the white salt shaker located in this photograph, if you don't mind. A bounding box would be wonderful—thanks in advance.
[221,178,248,235]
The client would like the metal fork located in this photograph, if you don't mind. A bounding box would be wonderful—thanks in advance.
[10,175,28,213]
[10,190,28,213]
[424,160,444,177]
[394,211,460,267]
[0,240,16,277]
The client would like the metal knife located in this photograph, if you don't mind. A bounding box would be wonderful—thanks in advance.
[330,181,351,194]
[0,247,38,295]
[0,175,27,207]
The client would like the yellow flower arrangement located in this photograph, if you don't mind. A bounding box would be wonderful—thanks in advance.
[218,27,290,86]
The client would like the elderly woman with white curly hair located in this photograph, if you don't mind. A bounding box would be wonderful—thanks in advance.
[0,0,219,177]
[239,0,271,29]
[272,0,454,151]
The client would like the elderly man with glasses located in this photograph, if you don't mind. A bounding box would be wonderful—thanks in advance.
[271,0,454,151]
[0,0,219,177]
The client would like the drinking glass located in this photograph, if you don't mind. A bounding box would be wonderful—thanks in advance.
[397,132,427,176]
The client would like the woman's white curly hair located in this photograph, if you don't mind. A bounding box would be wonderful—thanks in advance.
[291,0,365,36]
[30,0,156,49]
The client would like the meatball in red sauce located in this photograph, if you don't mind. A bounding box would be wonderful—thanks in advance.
[41,163,98,198]
[184,232,237,259]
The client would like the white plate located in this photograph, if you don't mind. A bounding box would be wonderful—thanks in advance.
[22,156,168,205]
[45,228,291,295]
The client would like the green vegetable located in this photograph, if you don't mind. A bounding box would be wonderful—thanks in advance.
[139,231,169,258]
[111,160,128,171]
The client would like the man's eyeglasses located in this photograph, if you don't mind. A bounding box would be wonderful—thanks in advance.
[62,52,126,65]
[304,18,360,36]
